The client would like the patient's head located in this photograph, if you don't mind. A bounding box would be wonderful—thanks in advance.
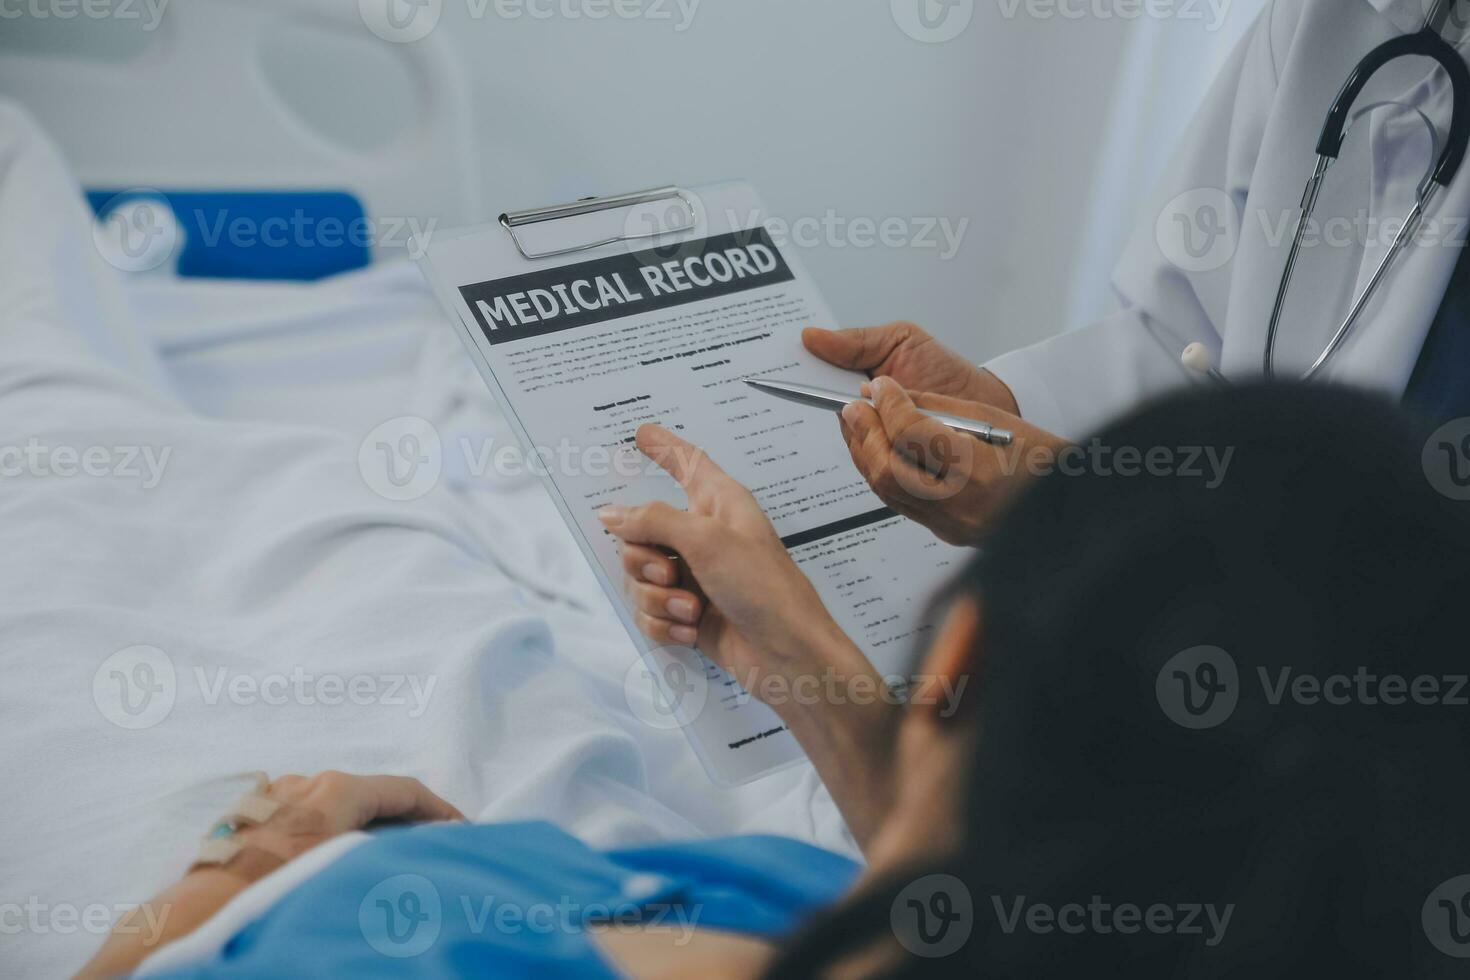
[776,383,1470,977]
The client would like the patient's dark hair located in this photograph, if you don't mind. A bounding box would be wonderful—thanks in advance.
[768,383,1470,978]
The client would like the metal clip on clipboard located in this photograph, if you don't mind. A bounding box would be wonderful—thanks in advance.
[498,186,699,260]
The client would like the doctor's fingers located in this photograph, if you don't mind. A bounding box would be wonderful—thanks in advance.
[866,378,942,449]
[801,322,916,371]
[862,380,983,486]
[909,390,1022,427]
[840,401,963,505]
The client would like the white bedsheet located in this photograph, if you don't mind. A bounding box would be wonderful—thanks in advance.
[0,103,854,978]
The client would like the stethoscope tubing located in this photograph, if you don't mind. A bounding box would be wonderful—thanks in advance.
[1258,4,1470,382]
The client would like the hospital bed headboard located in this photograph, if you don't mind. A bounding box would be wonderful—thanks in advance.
[0,0,483,278]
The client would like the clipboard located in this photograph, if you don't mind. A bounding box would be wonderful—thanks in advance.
[498,186,700,260]
[414,181,970,786]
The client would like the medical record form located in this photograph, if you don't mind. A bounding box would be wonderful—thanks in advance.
[418,181,967,785]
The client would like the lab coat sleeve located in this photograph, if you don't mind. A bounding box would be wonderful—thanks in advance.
[984,0,1291,440]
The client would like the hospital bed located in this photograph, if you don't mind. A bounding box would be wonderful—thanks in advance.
[0,5,851,975]
[0,0,480,277]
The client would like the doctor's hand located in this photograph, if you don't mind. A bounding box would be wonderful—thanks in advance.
[803,321,1020,414]
[842,377,1071,548]
[598,425,867,693]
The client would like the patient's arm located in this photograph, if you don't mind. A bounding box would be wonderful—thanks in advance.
[75,773,462,980]
[75,869,251,980]
[600,425,904,852]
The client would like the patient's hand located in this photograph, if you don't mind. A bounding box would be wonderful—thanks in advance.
[76,773,462,980]
[803,321,1019,411]
[236,771,464,860]
[600,426,903,848]
[599,425,859,692]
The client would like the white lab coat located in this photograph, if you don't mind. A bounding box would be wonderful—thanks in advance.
[986,0,1470,439]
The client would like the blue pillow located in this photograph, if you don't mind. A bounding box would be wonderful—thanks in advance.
[88,189,371,281]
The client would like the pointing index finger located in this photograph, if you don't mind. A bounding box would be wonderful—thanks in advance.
[635,424,725,491]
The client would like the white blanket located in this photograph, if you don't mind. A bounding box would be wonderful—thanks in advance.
[0,103,853,978]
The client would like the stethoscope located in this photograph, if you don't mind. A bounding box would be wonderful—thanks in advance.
[1183,0,1470,384]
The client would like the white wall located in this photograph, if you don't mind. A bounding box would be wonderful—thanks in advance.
[1,0,1266,363]
[436,0,1266,362]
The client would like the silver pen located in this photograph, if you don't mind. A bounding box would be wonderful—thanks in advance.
[743,378,1015,447]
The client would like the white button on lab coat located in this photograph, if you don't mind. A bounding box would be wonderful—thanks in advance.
[987,0,1470,440]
